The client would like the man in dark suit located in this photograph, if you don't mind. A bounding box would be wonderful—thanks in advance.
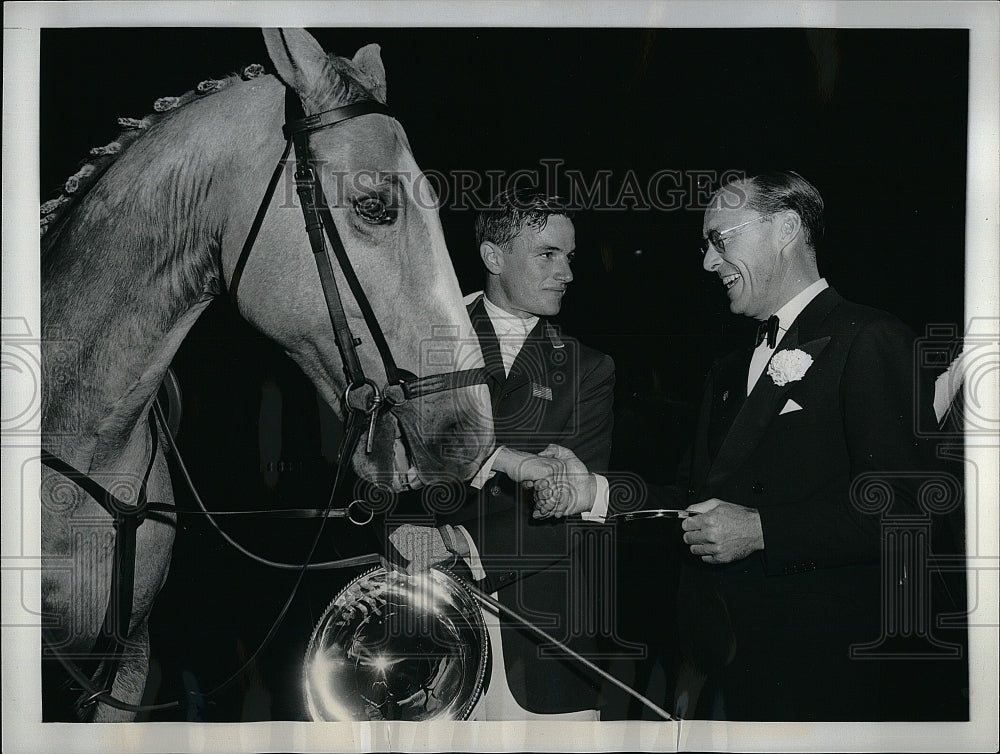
[390,188,615,719]
[539,171,956,721]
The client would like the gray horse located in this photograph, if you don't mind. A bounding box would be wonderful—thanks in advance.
[40,28,493,721]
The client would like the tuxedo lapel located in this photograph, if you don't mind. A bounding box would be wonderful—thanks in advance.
[705,288,842,491]
[707,349,753,460]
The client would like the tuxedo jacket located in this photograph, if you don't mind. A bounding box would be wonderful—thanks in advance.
[447,295,615,714]
[648,288,946,719]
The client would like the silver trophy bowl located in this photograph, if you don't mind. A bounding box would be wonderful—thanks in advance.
[303,566,489,721]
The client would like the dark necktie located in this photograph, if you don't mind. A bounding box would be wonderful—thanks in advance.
[755,315,780,348]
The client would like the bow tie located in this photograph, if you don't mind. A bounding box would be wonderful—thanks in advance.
[755,316,780,348]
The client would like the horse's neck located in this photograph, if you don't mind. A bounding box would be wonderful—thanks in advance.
[41,79,286,471]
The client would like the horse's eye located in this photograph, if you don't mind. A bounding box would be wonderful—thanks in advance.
[353,195,396,225]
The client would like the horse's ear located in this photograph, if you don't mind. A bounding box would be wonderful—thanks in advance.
[352,44,387,104]
[262,28,344,110]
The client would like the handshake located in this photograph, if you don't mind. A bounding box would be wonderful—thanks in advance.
[493,444,597,520]
[386,444,597,574]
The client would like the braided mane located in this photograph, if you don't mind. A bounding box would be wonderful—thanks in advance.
[39,63,269,240]
[40,51,383,243]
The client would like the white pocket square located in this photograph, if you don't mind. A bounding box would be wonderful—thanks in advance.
[779,399,803,415]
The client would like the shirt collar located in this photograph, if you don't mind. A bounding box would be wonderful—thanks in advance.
[772,278,829,334]
[481,293,539,337]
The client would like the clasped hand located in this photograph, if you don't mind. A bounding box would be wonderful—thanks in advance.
[495,445,596,519]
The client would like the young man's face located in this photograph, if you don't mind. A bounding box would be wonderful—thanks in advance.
[487,214,576,318]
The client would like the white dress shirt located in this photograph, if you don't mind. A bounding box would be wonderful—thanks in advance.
[747,278,829,394]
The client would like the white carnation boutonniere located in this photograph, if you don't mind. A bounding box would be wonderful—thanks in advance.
[767,348,813,386]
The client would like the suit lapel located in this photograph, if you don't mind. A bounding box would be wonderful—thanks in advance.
[468,297,506,408]
[501,320,547,400]
[497,320,557,445]
[707,348,754,460]
[469,298,556,442]
[705,288,842,491]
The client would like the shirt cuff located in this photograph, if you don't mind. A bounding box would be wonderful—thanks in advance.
[469,446,504,489]
[454,525,486,581]
[579,473,610,522]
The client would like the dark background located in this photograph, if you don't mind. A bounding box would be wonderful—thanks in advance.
[40,27,968,721]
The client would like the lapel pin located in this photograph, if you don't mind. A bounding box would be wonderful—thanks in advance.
[722,390,729,403]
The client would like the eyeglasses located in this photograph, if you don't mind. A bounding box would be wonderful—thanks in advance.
[699,214,772,256]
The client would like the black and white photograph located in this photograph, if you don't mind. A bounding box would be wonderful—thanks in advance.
[3,1,998,752]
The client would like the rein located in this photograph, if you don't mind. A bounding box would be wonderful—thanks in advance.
[42,401,377,718]
[40,411,159,712]
[40,92,486,718]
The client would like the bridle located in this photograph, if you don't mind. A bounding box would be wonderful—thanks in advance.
[40,90,487,718]
[230,94,485,455]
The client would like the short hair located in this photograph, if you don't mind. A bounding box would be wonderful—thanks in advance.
[475,187,573,249]
[718,170,825,250]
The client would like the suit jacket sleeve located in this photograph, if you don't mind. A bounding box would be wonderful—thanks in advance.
[756,316,936,574]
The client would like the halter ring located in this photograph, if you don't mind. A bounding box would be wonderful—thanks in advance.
[343,378,381,415]
[347,500,375,527]
[381,381,409,408]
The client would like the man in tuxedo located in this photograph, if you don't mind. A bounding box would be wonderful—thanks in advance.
[389,187,615,719]
[539,170,952,720]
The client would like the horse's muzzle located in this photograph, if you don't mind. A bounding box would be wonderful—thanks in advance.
[369,384,494,490]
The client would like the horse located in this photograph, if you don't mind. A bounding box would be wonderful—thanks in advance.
[39,28,494,721]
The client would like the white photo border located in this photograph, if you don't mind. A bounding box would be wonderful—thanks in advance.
[3,2,998,752]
